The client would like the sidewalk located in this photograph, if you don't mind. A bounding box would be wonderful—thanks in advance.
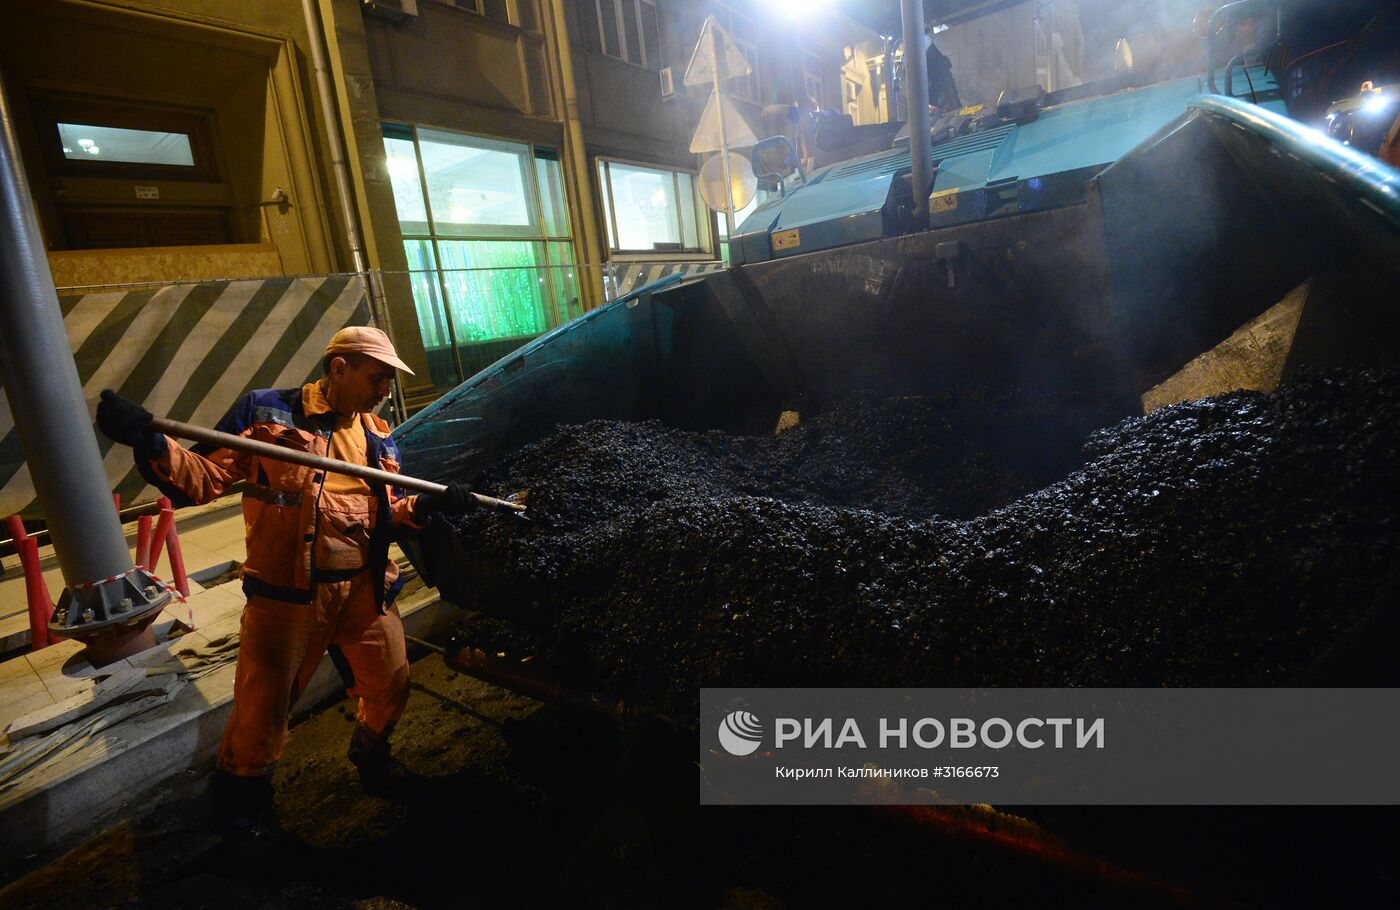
[0,497,247,655]
[0,499,455,862]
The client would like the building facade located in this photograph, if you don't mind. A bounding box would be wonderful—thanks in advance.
[1,0,877,409]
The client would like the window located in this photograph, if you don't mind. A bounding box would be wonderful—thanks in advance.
[580,1,661,70]
[383,124,581,389]
[31,94,230,249]
[712,3,759,102]
[431,0,513,25]
[803,49,825,107]
[596,158,712,257]
[58,124,194,165]
[33,95,218,182]
[843,77,861,120]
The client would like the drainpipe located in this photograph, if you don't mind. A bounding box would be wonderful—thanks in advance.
[0,74,168,665]
[545,0,606,309]
[901,0,932,229]
[303,0,367,276]
[301,0,407,419]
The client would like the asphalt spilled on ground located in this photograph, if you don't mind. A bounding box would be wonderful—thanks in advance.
[441,368,1400,723]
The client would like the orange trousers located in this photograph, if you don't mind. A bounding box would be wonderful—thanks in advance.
[216,572,409,777]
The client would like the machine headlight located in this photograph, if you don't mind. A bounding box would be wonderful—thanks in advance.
[1362,94,1394,116]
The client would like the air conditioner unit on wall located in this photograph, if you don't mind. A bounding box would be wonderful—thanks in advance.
[660,66,675,100]
[362,0,419,22]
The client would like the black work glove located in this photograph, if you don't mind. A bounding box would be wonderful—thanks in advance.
[97,390,156,448]
[414,481,477,520]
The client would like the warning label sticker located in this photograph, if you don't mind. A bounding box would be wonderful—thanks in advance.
[772,229,801,251]
[930,190,959,213]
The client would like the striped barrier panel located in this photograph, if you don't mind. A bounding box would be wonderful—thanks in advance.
[0,274,372,520]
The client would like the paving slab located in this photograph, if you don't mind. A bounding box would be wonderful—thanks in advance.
[4,668,150,740]
[180,520,247,551]
[23,640,85,679]
[0,583,246,734]
[168,538,244,569]
[0,659,53,730]
[189,611,241,647]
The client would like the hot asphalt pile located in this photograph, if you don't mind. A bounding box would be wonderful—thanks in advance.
[442,369,1399,721]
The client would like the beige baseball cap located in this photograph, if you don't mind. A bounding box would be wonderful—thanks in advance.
[323,326,415,375]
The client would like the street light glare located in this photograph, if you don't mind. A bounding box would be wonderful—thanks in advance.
[1362,93,1393,115]
[766,0,830,20]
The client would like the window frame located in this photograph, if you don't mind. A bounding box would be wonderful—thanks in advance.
[425,0,517,27]
[844,75,862,120]
[711,2,761,103]
[413,127,546,239]
[585,0,660,71]
[595,156,714,261]
[381,122,580,365]
[31,94,220,183]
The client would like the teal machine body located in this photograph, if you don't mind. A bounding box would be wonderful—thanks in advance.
[395,12,1400,608]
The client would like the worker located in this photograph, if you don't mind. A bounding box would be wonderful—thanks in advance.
[96,326,474,831]
[925,30,962,114]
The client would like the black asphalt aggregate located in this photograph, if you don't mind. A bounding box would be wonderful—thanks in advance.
[441,369,1400,722]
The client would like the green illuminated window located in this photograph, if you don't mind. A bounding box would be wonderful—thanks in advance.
[383,125,580,388]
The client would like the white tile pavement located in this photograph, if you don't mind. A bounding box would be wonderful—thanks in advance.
[1,498,245,656]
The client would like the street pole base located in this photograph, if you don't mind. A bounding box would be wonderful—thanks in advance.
[77,617,161,667]
[49,567,173,667]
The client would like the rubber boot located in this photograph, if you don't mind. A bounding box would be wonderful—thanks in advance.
[211,768,275,839]
[348,724,400,796]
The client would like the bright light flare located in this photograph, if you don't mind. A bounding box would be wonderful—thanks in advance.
[387,156,418,180]
[1363,93,1394,116]
[764,0,829,20]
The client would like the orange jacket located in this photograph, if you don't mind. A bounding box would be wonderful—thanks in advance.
[136,382,422,609]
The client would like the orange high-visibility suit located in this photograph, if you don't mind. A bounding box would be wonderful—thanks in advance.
[136,381,422,776]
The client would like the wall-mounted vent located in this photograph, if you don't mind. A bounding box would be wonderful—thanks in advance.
[929,123,1016,162]
[361,0,419,22]
[659,67,676,100]
[825,148,911,182]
